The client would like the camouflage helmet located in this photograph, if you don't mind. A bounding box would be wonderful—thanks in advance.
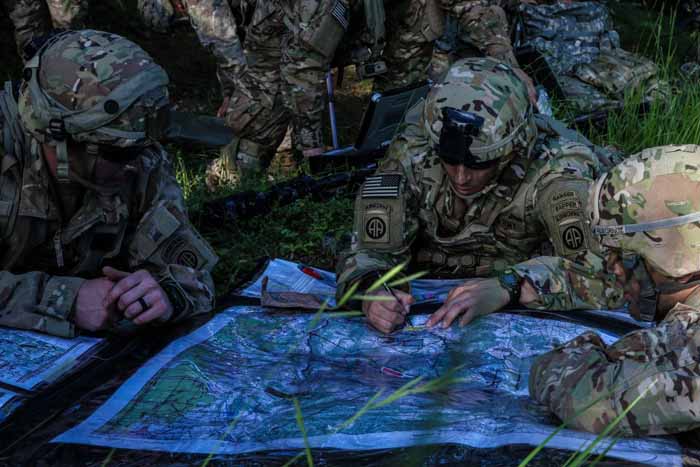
[423,57,536,166]
[590,145,700,278]
[18,30,170,150]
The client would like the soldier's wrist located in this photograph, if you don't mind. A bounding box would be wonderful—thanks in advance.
[496,268,524,306]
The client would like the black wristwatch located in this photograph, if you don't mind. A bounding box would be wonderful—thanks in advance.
[497,269,523,306]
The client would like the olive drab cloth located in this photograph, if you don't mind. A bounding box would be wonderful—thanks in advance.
[0,84,218,338]
[2,0,87,58]
[530,290,700,436]
[335,101,622,310]
[518,1,664,113]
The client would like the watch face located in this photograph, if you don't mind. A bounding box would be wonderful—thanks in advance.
[503,273,518,288]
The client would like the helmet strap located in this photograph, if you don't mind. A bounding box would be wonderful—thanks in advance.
[54,139,70,183]
[655,277,700,295]
[47,118,70,183]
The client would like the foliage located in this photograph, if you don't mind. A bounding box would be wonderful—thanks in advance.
[172,149,353,294]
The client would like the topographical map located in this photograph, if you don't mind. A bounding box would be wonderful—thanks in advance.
[55,306,680,466]
[0,328,102,423]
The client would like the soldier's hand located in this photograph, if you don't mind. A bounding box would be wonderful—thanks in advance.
[103,267,174,325]
[362,289,414,334]
[217,96,231,118]
[427,278,509,328]
[73,278,119,332]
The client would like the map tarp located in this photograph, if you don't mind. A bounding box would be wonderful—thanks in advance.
[0,328,103,422]
[54,307,680,466]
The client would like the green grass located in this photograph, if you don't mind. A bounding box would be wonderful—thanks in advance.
[171,148,353,295]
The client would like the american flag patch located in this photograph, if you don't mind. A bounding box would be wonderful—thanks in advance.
[362,174,401,199]
[331,1,349,30]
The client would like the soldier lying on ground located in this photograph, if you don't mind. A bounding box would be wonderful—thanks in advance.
[335,57,623,334]
[0,30,218,337]
[530,145,700,436]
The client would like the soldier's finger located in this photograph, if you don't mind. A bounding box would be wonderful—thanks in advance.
[102,266,130,280]
[445,285,465,302]
[374,305,404,324]
[369,315,396,334]
[119,282,155,314]
[459,308,476,327]
[376,298,401,314]
[398,293,414,313]
[105,274,141,306]
[132,304,165,325]
[427,305,449,327]
[441,299,471,328]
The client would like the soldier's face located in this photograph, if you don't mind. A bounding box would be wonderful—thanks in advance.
[645,262,697,315]
[442,162,499,196]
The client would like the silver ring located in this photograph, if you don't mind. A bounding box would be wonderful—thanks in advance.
[138,297,149,311]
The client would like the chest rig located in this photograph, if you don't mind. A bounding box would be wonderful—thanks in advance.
[414,152,542,276]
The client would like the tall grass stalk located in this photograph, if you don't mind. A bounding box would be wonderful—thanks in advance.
[293,398,314,467]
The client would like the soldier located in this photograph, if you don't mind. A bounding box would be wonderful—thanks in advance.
[336,57,622,334]
[0,30,218,337]
[138,0,248,111]
[188,0,351,189]
[375,0,532,94]
[529,145,700,437]
[2,0,88,59]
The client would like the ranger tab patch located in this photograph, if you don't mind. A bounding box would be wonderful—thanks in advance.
[362,174,401,199]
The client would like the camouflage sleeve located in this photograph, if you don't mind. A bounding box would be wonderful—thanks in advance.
[127,148,218,322]
[183,0,246,96]
[3,0,53,56]
[512,142,624,310]
[0,269,84,337]
[511,255,624,310]
[442,0,518,67]
[335,157,420,301]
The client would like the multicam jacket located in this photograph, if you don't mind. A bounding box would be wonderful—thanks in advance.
[0,83,218,337]
[336,101,623,310]
[530,288,700,436]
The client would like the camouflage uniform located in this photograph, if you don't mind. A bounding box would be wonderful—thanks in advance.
[138,0,248,98]
[530,145,700,436]
[212,0,349,172]
[2,0,87,58]
[0,30,218,338]
[336,57,621,309]
[375,0,519,91]
[518,1,664,113]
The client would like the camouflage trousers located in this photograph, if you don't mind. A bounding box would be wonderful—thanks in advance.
[374,0,516,92]
[2,0,87,57]
[529,305,700,436]
[222,0,342,163]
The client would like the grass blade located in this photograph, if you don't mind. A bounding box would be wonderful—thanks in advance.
[293,398,314,467]
[366,263,408,293]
